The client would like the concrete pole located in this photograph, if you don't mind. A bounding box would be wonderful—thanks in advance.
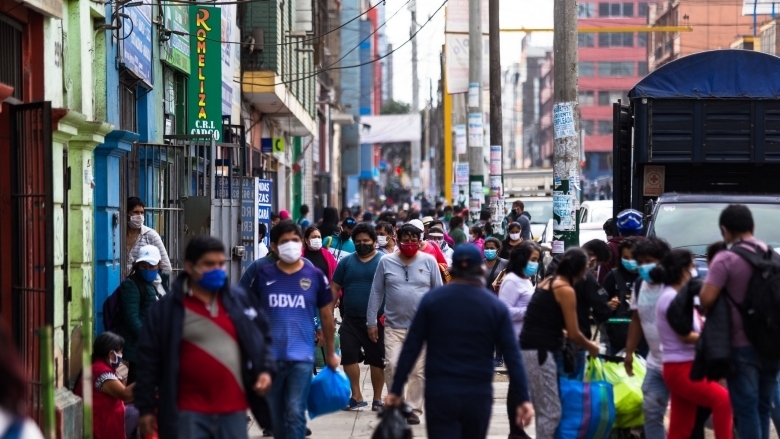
[410,0,421,200]
[552,0,581,252]
[488,0,504,237]
[468,0,484,224]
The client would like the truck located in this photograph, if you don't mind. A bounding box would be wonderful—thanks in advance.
[613,50,780,266]
[503,168,554,239]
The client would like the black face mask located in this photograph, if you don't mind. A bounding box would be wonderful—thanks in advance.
[355,243,374,257]
[339,230,351,240]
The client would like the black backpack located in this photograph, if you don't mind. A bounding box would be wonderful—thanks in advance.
[102,274,148,332]
[727,242,780,360]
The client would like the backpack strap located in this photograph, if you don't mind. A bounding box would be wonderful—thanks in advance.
[127,273,150,307]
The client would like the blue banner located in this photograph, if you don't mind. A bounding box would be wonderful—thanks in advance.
[258,179,273,248]
[121,2,153,83]
[241,178,257,274]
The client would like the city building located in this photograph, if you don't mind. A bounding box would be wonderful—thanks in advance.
[517,36,551,169]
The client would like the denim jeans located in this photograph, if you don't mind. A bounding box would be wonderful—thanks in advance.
[178,411,248,439]
[268,361,314,439]
[728,346,780,439]
[641,366,668,439]
[772,373,780,432]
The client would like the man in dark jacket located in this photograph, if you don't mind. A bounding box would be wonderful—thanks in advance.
[136,236,276,439]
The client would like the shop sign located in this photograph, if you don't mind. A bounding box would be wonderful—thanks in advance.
[162,2,190,74]
[121,2,153,83]
[188,6,222,140]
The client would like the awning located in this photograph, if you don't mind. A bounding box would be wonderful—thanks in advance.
[242,71,317,137]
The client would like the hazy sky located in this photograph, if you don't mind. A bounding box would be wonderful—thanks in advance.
[383,0,554,110]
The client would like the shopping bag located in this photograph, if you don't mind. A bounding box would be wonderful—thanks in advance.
[371,404,414,439]
[602,355,645,428]
[307,367,351,419]
[556,358,615,439]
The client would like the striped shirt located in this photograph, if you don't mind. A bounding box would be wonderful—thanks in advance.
[127,226,172,273]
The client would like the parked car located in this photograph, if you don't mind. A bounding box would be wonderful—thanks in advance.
[579,200,612,246]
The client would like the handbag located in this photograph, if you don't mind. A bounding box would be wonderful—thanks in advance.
[556,358,615,439]
[491,269,506,293]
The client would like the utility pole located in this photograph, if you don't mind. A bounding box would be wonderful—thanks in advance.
[488,0,504,237]
[410,0,421,200]
[467,0,484,224]
[552,0,581,252]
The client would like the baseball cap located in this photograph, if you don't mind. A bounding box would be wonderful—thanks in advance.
[408,219,425,233]
[342,217,357,228]
[279,209,291,220]
[428,226,445,238]
[422,216,434,225]
[135,245,161,265]
[451,244,482,270]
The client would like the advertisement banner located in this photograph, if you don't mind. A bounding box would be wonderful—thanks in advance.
[189,5,223,140]
[122,2,153,83]
[444,33,490,94]
[444,0,488,33]
[455,124,467,154]
[258,179,273,249]
[162,2,190,73]
[468,112,483,147]
[241,178,258,275]
[221,4,236,117]
[455,163,469,185]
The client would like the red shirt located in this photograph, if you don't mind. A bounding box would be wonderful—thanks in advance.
[178,293,248,413]
[75,360,125,439]
[421,241,448,266]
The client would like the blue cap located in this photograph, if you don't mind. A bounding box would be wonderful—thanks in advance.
[451,244,483,271]
[616,209,643,235]
[342,217,357,228]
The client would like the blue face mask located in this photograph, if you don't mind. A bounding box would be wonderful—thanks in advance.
[484,249,498,261]
[621,258,638,273]
[638,263,656,283]
[198,268,227,291]
[139,268,158,283]
[524,261,539,277]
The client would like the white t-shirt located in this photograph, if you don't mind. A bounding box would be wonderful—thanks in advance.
[629,281,665,370]
[0,409,44,439]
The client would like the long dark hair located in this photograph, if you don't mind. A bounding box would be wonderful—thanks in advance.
[554,248,588,285]
[0,323,29,416]
[649,249,693,285]
[320,207,339,237]
[93,331,125,363]
[506,241,541,277]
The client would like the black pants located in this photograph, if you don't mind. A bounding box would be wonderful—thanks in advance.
[426,393,492,439]
[126,361,138,385]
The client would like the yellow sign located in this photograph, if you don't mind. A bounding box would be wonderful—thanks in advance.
[273,137,285,153]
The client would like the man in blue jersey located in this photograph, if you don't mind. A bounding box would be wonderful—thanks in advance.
[252,221,338,439]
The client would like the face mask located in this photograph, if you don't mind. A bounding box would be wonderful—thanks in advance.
[621,258,638,272]
[109,351,123,368]
[444,214,452,221]
[129,214,144,229]
[509,233,521,241]
[308,238,322,251]
[197,268,227,291]
[690,267,699,278]
[140,268,158,283]
[484,249,498,260]
[524,261,539,277]
[355,243,374,257]
[278,241,303,264]
[638,263,656,283]
[399,242,419,258]
[339,230,351,240]
[377,236,389,247]
[469,236,476,242]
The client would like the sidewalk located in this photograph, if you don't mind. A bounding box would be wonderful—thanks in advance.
[248,364,534,439]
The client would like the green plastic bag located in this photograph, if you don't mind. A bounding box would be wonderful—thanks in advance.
[602,355,645,429]
[315,331,341,368]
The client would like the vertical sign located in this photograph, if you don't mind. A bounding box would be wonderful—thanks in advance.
[122,1,153,83]
[454,124,467,154]
[455,163,469,185]
[189,6,223,140]
[162,2,190,73]
[468,113,483,147]
[257,179,273,252]
[241,178,258,274]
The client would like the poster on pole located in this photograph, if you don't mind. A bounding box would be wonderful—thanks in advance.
[468,113,483,147]
[444,0,488,33]
[455,163,469,185]
[489,145,501,174]
[455,124,467,154]
[553,102,577,139]
[444,34,490,94]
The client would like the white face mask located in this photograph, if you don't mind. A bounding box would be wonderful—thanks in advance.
[308,238,322,251]
[509,233,521,241]
[377,236,388,247]
[277,241,303,264]
[129,214,144,229]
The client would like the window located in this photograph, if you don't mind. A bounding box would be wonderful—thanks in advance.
[581,120,595,135]
[579,91,595,106]
[579,61,595,77]
[598,120,613,135]
[598,90,626,106]
[599,3,610,16]
[622,2,633,17]
[638,61,648,76]
[638,33,647,47]
[599,62,634,77]
[638,2,649,17]
[598,32,633,47]
[599,2,634,17]
[0,16,23,100]
[578,3,596,18]
[579,33,595,47]
[762,25,777,55]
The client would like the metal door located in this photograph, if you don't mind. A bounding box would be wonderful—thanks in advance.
[10,102,54,424]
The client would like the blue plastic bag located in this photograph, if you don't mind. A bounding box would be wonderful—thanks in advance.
[555,358,615,439]
[307,367,351,419]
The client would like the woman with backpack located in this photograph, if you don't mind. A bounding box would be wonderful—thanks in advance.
[118,244,165,384]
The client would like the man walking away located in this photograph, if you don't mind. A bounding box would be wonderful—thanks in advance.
[701,204,780,439]
[297,205,311,228]
[367,224,443,424]
[252,221,339,439]
[135,236,275,439]
[511,201,532,241]
[331,224,386,411]
[385,244,534,439]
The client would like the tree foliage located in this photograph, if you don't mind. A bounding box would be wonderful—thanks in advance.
[380,100,411,115]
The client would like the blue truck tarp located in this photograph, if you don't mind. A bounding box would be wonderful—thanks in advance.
[629,50,780,99]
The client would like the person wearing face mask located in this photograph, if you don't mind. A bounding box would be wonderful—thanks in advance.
[483,237,508,291]
[75,332,138,439]
[599,209,644,284]
[511,201,532,241]
[302,226,337,282]
[252,221,339,439]
[375,221,397,255]
[324,217,357,262]
[520,248,601,439]
[601,237,641,355]
[500,222,525,260]
[366,224,444,425]
[430,219,454,247]
[469,226,486,253]
[428,227,453,265]
[408,219,448,267]
[125,197,172,280]
[499,241,541,439]
[135,235,276,439]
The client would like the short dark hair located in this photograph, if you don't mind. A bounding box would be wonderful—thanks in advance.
[93,331,125,362]
[484,237,502,251]
[632,236,671,261]
[506,241,541,277]
[408,210,421,220]
[443,205,453,213]
[603,218,616,236]
[352,223,377,242]
[707,241,728,264]
[480,210,491,221]
[304,226,320,240]
[375,221,394,236]
[271,220,303,244]
[507,222,522,233]
[127,196,145,211]
[431,220,444,229]
[582,239,611,263]
[271,212,280,221]
[377,212,397,227]
[449,215,464,229]
[470,225,484,238]
[185,235,226,263]
[617,236,639,255]
[513,200,525,211]
[555,248,589,284]
[258,223,268,240]
[649,249,693,285]
[719,204,754,234]
[398,224,422,241]
[300,204,309,216]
